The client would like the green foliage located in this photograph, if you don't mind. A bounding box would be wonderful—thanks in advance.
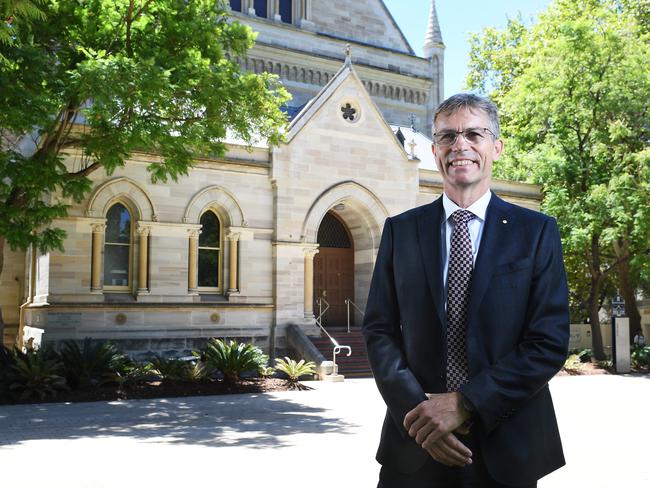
[103,357,157,392]
[149,355,191,383]
[631,345,650,369]
[563,353,584,371]
[204,338,267,384]
[8,348,67,401]
[59,338,125,388]
[274,357,316,390]
[0,0,290,271]
[465,0,650,359]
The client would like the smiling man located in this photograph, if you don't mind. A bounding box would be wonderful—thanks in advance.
[363,93,570,488]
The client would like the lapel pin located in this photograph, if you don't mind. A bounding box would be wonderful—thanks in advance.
[502,219,508,224]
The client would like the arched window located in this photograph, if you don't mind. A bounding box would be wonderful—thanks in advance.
[279,0,292,23]
[198,210,222,291]
[104,203,132,290]
[254,0,267,18]
[229,0,242,12]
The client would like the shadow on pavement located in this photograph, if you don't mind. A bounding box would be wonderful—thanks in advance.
[0,393,357,449]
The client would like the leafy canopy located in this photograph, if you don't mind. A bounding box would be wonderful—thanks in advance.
[0,0,289,257]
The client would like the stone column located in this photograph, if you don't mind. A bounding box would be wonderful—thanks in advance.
[299,0,314,29]
[272,0,281,21]
[90,223,106,293]
[227,231,241,294]
[303,248,319,319]
[136,224,150,294]
[187,229,200,294]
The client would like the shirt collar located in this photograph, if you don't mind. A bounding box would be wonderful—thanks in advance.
[442,190,492,222]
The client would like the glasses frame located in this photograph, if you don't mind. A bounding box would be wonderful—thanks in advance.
[432,127,497,147]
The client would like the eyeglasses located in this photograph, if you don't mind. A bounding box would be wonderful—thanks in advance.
[432,127,496,147]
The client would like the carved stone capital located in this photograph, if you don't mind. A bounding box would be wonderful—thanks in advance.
[91,223,106,234]
[187,229,201,239]
[227,231,241,242]
[303,248,319,260]
[136,225,151,236]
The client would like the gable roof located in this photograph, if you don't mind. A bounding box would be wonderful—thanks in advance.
[285,56,409,161]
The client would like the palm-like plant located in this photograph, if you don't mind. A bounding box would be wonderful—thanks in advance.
[59,339,125,388]
[9,348,67,401]
[204,339,267,384]
[274,357,316,391]
[150,356,190,383]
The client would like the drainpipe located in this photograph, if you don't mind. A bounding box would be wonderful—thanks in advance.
[17,245,36,350]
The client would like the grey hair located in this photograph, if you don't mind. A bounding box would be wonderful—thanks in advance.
[432,93,500,138]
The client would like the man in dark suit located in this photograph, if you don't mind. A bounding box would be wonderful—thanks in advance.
[363,93,569,488]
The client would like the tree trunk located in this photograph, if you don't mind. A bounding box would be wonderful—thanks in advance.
[617,257,641,342]
[588,279,606,361]
[588,236,606,360]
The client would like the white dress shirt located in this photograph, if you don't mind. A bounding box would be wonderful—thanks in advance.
[441,190,492,288]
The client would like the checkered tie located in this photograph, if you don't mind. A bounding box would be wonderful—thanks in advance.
[446,210,476,391]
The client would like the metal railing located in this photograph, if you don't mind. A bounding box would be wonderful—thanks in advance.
[315,297,351,375]
[344,298,365,333]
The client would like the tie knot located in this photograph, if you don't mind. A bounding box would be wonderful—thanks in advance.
[450,210,475,225]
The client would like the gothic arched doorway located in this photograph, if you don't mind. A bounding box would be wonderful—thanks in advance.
[314,211,354,328]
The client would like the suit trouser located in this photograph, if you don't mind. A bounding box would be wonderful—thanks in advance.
[377,431,537,488]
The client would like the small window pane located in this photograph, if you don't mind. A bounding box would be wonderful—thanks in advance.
[199,211,220,247]
[254,0,267,17]
[279,0,292,23]
[106,204,131,244]
[105,245,130,287]
[229,0,242,11]
[198,249,220,287]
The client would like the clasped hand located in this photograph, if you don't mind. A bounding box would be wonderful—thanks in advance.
[403,392,473,467]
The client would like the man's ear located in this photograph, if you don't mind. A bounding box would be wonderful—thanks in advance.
[493,139,504,160]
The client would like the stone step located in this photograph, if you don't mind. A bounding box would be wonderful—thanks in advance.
[311,328,373,378]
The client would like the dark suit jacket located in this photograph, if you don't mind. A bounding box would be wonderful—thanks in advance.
[362,193,570,486]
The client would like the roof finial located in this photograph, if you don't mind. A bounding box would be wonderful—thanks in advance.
[345,43,352,66]
[409,113,417,132]
[423,1,444,58]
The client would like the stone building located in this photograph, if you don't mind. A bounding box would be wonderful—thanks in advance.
[0,1,544,357]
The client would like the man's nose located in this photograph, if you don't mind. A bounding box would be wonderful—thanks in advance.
[450,131,470,151]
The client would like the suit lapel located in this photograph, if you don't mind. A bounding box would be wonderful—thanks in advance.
[417,198,446,328]
[467,195,513,323]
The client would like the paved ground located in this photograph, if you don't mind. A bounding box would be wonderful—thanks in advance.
[0,374,648,487]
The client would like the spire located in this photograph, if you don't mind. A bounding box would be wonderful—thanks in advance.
[423,1,444,58]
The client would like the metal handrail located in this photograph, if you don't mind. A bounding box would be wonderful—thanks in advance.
[315,297,352,376]
[344,298,365,333]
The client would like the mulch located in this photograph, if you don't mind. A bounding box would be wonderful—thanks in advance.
[0,377,293,406]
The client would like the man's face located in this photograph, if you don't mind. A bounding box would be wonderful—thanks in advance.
[431,107,503,194]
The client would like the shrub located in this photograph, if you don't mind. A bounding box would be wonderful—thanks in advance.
[9,348,67,401]
[0,346,16,399]
[563,353,583,372]
[150,356,191,383]
[631,346,650,369]
[103,356,157,392]
[274,357,316,390]
[60,339,125,388]
[204,339,267,384]
[578,348,592,363]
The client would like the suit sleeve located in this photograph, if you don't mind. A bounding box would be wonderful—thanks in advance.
[363,218,427,436]
[460,217,570,433]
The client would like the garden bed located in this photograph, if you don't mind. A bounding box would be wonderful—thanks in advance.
[0,377,293,406]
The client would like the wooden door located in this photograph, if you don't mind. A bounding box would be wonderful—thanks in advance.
[314,212,354,328]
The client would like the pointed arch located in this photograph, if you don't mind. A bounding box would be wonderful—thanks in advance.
[86,177,157,221]
[301,181,388,247]
[184,185,245,228]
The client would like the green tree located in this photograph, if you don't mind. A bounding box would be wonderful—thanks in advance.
[0,0,290,328]
[466,0,650,359]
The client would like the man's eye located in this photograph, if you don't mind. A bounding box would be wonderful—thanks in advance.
[464,130,483,142]
[440,133,456,144]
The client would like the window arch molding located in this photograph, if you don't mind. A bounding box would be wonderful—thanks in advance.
[184,185,245,227]
[86,177,157,222]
